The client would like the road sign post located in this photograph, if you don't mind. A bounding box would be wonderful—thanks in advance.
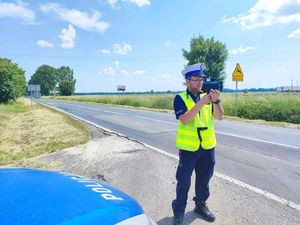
[27,84,41,109]
[232,63,244,117]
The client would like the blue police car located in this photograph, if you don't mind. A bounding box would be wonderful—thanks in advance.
[0,168,157,225]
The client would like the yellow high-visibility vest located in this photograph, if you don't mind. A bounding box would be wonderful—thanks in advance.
[175,91,216,151]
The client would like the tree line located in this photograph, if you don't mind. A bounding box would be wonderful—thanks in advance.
[0,58,76,103]
[28,65,76,96]
[0,34,228,104]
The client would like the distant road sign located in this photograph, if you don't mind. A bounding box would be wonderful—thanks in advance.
[232,63,244,81]
[27,84,41,92]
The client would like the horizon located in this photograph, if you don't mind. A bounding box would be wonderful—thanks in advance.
[1,0,300,93]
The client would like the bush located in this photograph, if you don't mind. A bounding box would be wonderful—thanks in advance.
[0,58,26,103]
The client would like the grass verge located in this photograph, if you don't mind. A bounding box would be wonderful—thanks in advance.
[0,98,89,165]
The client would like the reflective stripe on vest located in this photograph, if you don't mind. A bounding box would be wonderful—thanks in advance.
[175,91,216,151]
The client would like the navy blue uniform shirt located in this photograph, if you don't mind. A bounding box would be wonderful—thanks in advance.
[173,89,201,120]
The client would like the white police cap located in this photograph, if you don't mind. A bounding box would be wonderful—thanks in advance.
[182,63,206,79]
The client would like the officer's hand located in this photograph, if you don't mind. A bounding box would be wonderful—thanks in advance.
[209,89,220,102]
[199,93,212,105]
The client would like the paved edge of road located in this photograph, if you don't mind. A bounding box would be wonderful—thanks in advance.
[37,101,300,212]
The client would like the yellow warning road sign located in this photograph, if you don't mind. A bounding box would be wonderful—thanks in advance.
[232,63,244,81]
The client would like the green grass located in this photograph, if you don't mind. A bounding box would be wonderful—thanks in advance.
[222,92,300,124]
[0,101,30,113]
[0,98,90,165]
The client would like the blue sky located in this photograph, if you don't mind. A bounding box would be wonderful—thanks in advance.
[1,0,300,92]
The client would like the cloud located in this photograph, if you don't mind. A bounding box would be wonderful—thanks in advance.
[274,68,285,73]
[100,66,116,76]
[120,69,132,77]
[164,40,173,48]
[106,0,151,8]
[159,73,172,79]
[113,60,120,69]
[120,69,146,78]
[100,61,144,78]
[222,0,300,29]
[288,28,300,38]
[100,61,119,76]
[113,42,133,55]
[105,0,121,9]
[0,1,35,22]
[101,49,111,54]
[133,70,146,76]
[36,40,54,48]
[59,24,76,49]
[229,45,254,55]
[41,3,110,32]
[106,0,118,6]
[125,0,151,7]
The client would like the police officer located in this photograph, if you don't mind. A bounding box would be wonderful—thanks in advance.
[172,63,224,225]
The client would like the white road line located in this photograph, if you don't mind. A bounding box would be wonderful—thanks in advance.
[76,106,123,115]
[102,110,123,115]
[135,115,178,126]
[214,172,300,211]
[38,102,300,212]
[216,131,300,149]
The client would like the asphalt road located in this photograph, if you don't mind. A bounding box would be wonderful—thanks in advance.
[38,99,300,207]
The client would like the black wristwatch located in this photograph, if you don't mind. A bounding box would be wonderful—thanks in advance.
[213,99,221,104]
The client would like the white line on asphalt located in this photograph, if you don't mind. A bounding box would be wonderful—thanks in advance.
[77,106,123,115]
[216,131,300,149]
[103,110,123,115]
[38,102,300,212]
[135,115,178,126]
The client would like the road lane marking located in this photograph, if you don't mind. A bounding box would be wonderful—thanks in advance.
[74,106,124,115]
[135,116,178,126]
[37,102,300,212]
[214,172,300,211]
[103,110,123,115]
[216,131,300,150]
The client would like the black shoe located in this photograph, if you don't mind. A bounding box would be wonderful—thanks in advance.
[173,215,184,225]
[194,202,215,222]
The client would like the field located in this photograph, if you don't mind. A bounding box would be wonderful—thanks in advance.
[52,92,300,125]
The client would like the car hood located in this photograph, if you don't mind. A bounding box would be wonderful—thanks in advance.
[0,168,149,225]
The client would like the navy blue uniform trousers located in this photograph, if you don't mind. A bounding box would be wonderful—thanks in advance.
[172,147,215,216]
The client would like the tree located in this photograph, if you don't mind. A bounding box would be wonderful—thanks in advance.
[29,65,57,96]
[57,66,76,96]
[182,35,228,81]
[0,57,26,103]
[57,66,74,81]
[59,80,76,96]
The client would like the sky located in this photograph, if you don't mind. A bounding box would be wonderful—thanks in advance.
[1,0,300,93]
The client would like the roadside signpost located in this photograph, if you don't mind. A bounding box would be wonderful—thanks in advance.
[27,84,41,109]
[232,63,244,116]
